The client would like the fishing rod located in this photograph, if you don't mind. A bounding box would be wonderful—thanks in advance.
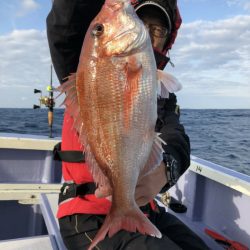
[33,65,55,138]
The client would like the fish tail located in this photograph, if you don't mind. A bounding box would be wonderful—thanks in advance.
[87,207,162,250]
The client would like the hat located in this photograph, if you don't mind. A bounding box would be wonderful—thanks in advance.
[134,1,172,31]
[131,0,182,52]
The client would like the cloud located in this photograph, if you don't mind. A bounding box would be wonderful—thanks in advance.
[168,15,250,107]
[0,29,59,108]
[16,0,40,17]
[0,14,249,108]
[226,0,250,11]
[21,96,28,101]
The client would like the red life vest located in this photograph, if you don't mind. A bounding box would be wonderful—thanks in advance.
[57,111,111,218]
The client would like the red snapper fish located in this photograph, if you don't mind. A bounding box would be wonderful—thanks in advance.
[58,0,181,249]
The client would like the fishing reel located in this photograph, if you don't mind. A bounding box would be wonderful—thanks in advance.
[33,86,55,110]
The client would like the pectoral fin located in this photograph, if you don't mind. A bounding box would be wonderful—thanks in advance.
[157,70,182,98]
[123,56,142,130]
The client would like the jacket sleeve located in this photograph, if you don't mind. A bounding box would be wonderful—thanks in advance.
[46,0,104,83]
[156,93,191,177]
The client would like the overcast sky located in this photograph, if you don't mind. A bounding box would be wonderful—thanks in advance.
[0,0,249,109]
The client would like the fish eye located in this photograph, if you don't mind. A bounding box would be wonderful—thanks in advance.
[92,23,104,37]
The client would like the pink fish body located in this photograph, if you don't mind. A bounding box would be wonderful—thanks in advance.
[58,0,182,249]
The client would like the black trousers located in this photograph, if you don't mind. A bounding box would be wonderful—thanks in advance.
[59,205,209,250]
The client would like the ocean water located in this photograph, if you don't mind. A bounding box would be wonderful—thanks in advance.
[180,109,250,176]
[0,108,249,176]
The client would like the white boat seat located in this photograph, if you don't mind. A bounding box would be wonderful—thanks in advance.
[0,235,56,250]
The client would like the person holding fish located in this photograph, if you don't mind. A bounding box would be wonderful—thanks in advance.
[47,0,208,249]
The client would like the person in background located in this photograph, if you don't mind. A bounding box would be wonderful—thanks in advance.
[47,0,209,249]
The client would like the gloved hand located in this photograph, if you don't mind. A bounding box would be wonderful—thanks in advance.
[160,152,182,193]
[135,161,167,206]
[135,153,182,205]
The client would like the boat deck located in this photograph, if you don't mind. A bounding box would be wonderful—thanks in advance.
[0,133,249,249]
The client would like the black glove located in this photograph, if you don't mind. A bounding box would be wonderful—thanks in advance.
[160,152,182,192]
